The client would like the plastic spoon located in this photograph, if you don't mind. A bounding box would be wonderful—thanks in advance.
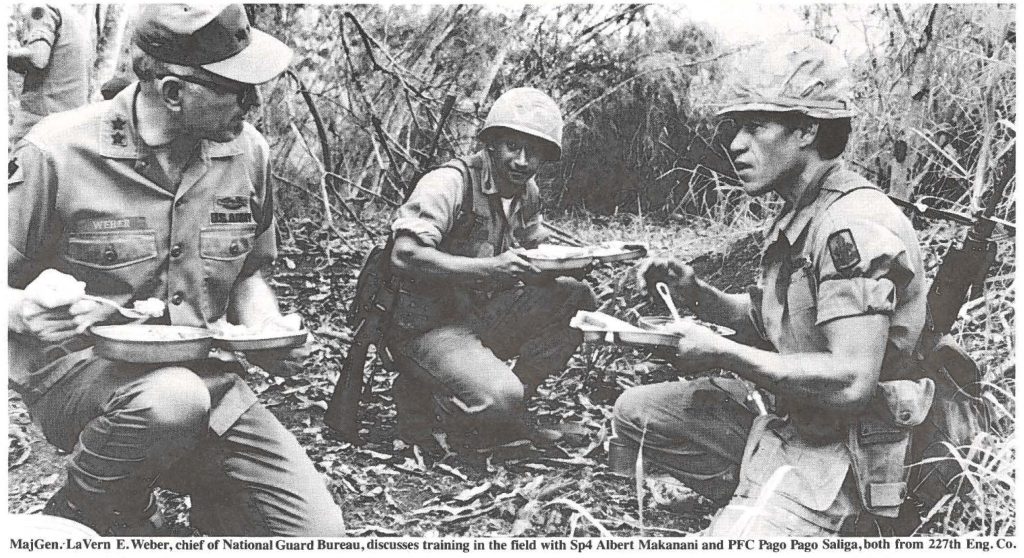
[655,282,682,322]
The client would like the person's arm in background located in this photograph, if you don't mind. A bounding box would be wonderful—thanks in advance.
[8,6,58,74]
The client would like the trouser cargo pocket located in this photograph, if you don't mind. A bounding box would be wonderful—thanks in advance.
[848,378,934,518]
[392,286,450,333]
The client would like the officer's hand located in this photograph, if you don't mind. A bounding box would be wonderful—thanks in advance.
[18,269,90,343]
[489,251,543,285]
[242,314,311,378]
[70,298,118,334]
[637,258,699,307]
[669,320,728,374]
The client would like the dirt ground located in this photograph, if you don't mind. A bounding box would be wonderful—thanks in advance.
[7,221,761,536]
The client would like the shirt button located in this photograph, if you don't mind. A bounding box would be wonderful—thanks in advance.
[103,247,118,263]
[170,244,183,258]
[174,198,185,208]
[228,241,241,256]
[170,292,184,305]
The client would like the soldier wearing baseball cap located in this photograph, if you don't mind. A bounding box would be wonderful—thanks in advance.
[9,4,345,535]
[613,37,930,535]
[381,87,596,451]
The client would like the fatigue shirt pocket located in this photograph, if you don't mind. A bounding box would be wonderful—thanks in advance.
[199,224,256,318]
[63,231,158,293]
[444,214,493,258]
[780,261,827,353]
[737,415,850,512]
[847,378,934,518]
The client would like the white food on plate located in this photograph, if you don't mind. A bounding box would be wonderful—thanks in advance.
[521,242,641,260]
[96,325,206,341]
[208,318,298,339]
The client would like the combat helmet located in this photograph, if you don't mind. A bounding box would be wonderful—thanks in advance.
[479,87,563,161]
[717,36,855,119]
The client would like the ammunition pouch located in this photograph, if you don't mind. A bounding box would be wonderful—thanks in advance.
[907,334,988,511]
[848,378,934,517]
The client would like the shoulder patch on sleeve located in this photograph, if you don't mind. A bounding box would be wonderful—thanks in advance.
[827,229,861,271]
[31,7,45,19]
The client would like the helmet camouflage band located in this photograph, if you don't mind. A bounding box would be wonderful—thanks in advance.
[479,87,563,161]
[717,36,855,120]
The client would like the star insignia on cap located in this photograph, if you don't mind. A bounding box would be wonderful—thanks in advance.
[111,116,127,131]
[111,131,127,147]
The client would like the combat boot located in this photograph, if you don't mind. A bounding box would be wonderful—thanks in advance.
[43,485,166,536]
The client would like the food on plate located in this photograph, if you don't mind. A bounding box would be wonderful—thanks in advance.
[208,317,299,340]
[520,242,646,261]
[520,244,589,260]
[637,316,736,337]
[131,297,166,318]
[92,324,209,342]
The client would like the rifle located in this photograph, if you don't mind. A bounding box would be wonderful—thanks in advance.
[323,95,458,443]
[890,167,1013,514]
[889,163,1015,337]
[323,238,396,444]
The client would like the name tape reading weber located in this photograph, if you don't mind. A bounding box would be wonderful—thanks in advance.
[8,537,1020,554]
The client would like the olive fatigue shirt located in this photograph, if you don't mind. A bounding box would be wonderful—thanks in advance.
[737,162,927,526]
[389,151,548,331]
[8,83,276,434]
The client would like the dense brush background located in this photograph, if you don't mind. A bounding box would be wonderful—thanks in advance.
[8,3,1015,537]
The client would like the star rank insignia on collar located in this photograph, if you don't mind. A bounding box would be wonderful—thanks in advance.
[111,116,127,131]
[111,131,127,147]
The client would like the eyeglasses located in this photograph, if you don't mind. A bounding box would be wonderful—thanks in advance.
[158,73,257,107]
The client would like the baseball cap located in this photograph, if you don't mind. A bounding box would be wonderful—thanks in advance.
[134,4,293,84]
[716,36,855,119]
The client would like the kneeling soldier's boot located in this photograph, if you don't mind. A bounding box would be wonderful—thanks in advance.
[393,373,442,451]
[44,484,166,536]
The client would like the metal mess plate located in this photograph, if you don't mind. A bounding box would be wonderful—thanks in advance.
[520,242,648,271]
[90,324,213,363]
[212,330,308,352]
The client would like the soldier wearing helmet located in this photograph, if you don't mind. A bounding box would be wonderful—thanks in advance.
[611,37,929,535]
[387,87,597,450]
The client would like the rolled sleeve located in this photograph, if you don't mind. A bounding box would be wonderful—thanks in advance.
[816,276,896,325]
[24,5,59,47]
[391,168,462,247]
[811,193,915,325]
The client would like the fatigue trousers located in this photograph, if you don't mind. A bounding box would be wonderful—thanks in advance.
[30,356,346,536]
[613,376,865,536]
[389,277,597,447]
